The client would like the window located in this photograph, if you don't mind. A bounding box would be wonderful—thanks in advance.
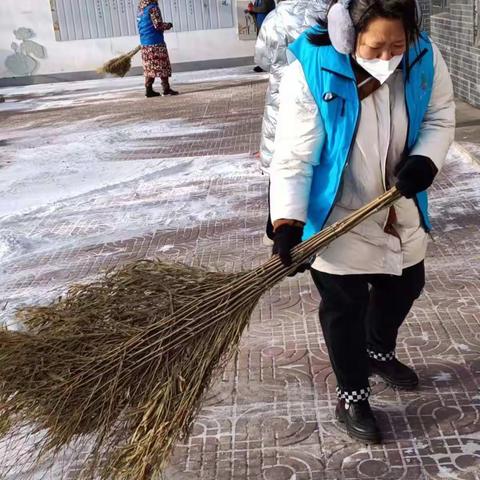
[50,0,234,41]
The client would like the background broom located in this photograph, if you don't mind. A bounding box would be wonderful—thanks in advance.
[0,187,401,480]
[97,45,141,77]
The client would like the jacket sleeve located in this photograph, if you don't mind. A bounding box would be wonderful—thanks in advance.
[254,12,276,71]
[409,42,456,172]
[270,61,325,223]
[150,6,171,32]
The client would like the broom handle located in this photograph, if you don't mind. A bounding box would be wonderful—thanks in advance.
[109,46,141,68]
[129,45,142,57]
[95,189,402,369]
[283,186,402,269]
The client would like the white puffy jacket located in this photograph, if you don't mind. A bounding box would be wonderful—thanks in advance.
[269,43,456,275]
[255,0,328,172]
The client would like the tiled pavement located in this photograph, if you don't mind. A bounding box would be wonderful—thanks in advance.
[1,73,479,479]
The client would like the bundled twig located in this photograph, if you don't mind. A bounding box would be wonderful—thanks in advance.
[97,46,141,77]
[0,188,401,479]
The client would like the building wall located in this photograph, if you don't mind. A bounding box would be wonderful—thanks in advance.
[430,0,480,107]
[0,0,255,81]
[419,0,432,33]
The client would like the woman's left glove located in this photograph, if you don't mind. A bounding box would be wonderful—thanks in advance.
[395,155,438,198]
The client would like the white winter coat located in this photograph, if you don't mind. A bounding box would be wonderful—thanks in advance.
[269,42,456,275]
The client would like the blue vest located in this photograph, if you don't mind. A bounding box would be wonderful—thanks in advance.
[256,13,268,29]
[289,27,435,240]
[137,4,165,46]
[254,0,272,30]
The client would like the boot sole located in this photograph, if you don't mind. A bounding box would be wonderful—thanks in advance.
[335,411,382,444]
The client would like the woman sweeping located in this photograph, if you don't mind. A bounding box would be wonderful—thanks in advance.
[270,0,455,443]
[137,0,178,97]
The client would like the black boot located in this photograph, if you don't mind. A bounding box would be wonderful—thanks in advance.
[145,85,161,97]
[335,399,382,444]
[161,78,179,96]
[369,357,419,389]
[253,66,264,72]
[163,86,179,96]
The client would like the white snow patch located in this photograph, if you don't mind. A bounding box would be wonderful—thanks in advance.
[415,440,429,450]
[341,448,369,465]
[453,343,471,352]
[0,90,140,112]
[0,119,220,218]
[173,65,268,84]
[404,439,429,455]
[0,104,263,326]
[454,142,480,164]
[0,66,268,112]
[437,466,462,479]
[461,441,480,455]
[432,372,453,382]
[429,146,480,230]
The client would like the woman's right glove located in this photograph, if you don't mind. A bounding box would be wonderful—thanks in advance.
[272,224,310,276]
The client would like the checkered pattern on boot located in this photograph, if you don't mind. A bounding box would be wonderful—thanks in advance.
[336,386,371,405]
[367,348,395,362]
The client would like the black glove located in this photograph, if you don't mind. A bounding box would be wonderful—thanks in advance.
[166,22,173,30]
[272,224,310,276]
[395,155,438,199]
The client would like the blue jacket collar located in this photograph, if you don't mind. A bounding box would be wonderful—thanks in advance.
[305,25,356,81]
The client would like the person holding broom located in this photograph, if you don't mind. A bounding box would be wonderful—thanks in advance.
[137,0,178,97]
[270,0,455,443]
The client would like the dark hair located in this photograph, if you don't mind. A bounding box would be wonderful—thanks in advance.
[308,0,421,49]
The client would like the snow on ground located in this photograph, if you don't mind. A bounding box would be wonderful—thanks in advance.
[0,68,266,475]
[0,118,258,255]
[0,67,267,326]
[429,145,480,232]
[0,66,267,112]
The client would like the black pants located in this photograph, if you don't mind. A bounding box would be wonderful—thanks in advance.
[265,181,274,240]
[310,261,425,394]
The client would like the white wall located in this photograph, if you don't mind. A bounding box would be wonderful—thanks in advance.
[0,0,255,79]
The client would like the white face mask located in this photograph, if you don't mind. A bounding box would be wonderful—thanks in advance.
[354,54,404,84]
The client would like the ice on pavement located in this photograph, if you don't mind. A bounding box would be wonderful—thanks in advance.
[0,115,259,276]
[0,65,267,112]
[0,66,267,327]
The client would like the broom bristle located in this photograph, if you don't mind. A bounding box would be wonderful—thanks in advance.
[97,46,141,78]
[0,188,401,479]
[0,259,265,479]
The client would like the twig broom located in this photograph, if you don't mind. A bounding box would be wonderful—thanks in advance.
[0,187,401,479]
[97,46,142,77]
